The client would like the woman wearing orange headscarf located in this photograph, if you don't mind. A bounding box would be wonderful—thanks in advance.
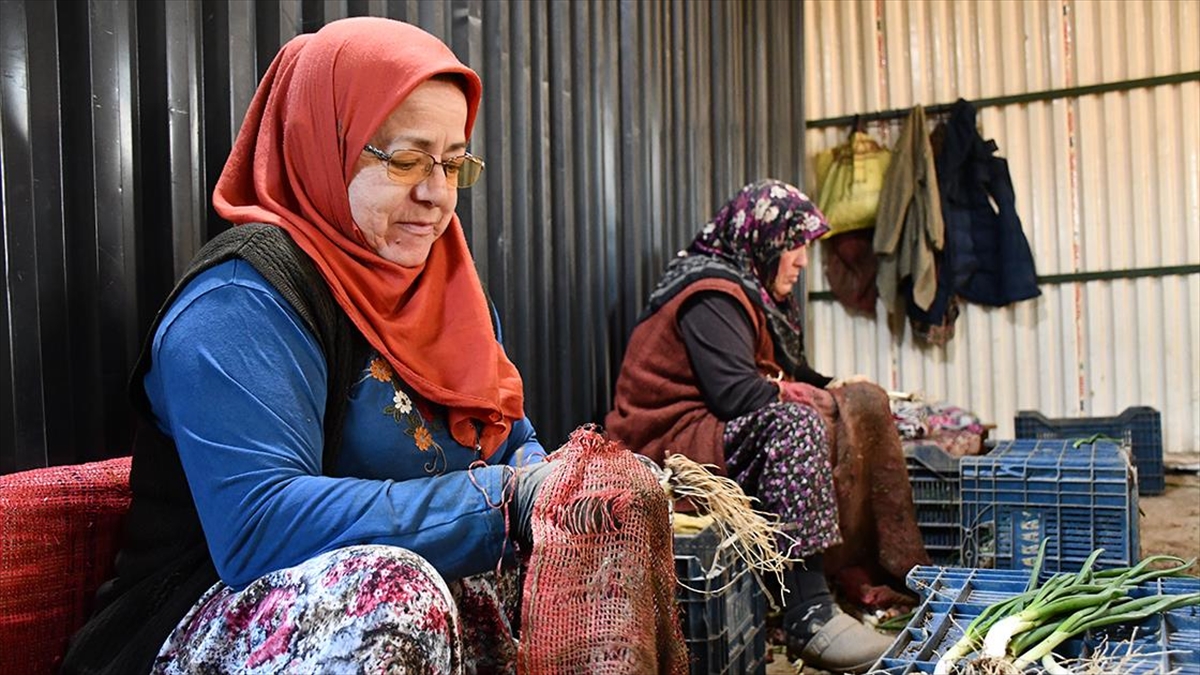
[64,17,549,675]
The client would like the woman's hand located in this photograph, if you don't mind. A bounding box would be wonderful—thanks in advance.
[509,460,555,549]
[810,387,838,421]
[780,381,838,420]
[827,374,871,389]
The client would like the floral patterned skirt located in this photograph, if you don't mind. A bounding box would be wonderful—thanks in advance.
[153,544,518,675]
[723,401,842,558]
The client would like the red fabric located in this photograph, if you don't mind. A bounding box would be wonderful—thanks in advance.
[605,278,780,473]
[927,428,985,458]
[0,457,132,675]
[212,17,523,458]
[820,228,879,316]
[832,566,917,612]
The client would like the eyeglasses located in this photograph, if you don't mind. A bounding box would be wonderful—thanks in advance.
[362,145,485,188]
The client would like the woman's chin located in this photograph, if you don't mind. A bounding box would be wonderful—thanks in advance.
[381,242,433,268]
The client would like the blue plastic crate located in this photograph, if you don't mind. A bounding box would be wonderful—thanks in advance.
[904,443,963,566]
[1015,406,1164,495]
[959,439,1140,573]
[870,566,1200,674]
[674,526,767,675]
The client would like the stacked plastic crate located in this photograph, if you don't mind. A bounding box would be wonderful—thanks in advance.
[959,439,1140,572]
[903,443,963,566]
[1015,406,1165,495]
[673,525,768,675]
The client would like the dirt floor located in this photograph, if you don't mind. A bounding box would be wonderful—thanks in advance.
[766,467,1200,675]
[1137,471,1200,567]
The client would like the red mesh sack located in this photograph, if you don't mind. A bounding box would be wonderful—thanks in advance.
[0,457,132,675]
[518,426,688,674]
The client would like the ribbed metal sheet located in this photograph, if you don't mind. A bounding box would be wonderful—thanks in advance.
[803,0,1199,455]
[0,0,807,471]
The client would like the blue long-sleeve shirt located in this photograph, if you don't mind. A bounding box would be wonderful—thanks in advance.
[143,259,545,589]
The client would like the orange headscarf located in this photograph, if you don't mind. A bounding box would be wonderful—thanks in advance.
[212,17,524,459]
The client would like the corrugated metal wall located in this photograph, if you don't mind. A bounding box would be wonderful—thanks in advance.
[803,0,1200,456]
[0,0,808,473]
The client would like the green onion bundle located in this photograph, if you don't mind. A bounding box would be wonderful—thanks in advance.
[933,542,1199,674]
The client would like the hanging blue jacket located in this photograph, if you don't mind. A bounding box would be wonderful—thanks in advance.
[936,98,1040,307]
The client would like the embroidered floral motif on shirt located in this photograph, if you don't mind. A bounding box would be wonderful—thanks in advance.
[370,355,447,474]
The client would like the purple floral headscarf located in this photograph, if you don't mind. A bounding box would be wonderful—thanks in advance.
[689,179,830,283]
[644,179,830,377]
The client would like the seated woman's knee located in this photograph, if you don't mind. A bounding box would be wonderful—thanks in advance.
[768,400,825,433]
[299,545,458,671]
[310,544,452,613]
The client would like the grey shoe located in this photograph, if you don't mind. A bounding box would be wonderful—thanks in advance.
[788,606,894,674]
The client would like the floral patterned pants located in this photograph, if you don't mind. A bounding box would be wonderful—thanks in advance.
[723,401,842,558]
[153,545,518,675]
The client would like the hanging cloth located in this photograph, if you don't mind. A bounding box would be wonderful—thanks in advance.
[936,99,1040,307]
[874,105,945,318]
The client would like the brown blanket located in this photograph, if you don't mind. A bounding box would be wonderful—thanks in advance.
[822,383,931,606]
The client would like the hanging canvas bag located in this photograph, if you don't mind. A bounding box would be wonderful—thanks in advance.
[815,131,892,237]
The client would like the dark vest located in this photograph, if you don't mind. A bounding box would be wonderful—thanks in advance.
[62,223,368,675]
[605,278,779,473]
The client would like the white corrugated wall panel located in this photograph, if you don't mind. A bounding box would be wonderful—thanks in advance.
[803,0,1200,456]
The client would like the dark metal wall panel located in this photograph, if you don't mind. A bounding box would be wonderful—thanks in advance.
[0,0,806,471]
[165,1,207,275]
[546,0,575,438]
[24,0,71,467]
[1,0,46,470]
[506,0,534,386]
[58,1,107,468]
[87,0,144,464]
